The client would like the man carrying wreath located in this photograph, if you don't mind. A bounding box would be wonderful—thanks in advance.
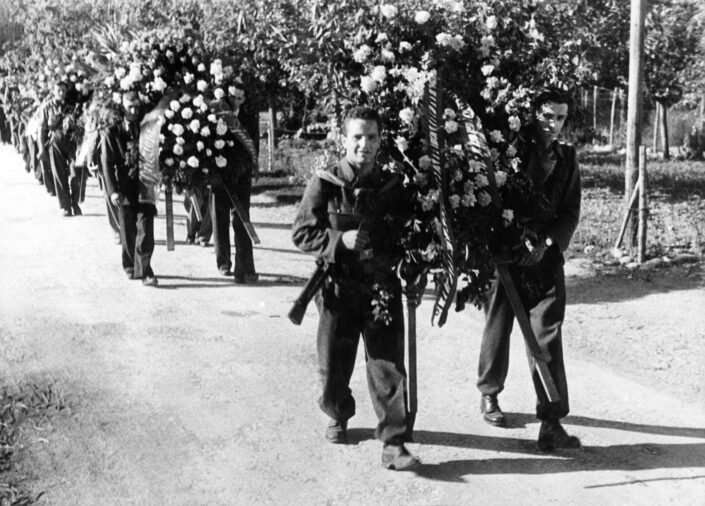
[100,90,158,287]
[292,106,419,471]
[476,88,582,452]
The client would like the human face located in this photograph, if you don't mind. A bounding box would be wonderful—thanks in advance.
[52,84,66,102]
[343,118,381,173]
[536,101,568,148]
[122,96,141,121]
[231,88,245,110]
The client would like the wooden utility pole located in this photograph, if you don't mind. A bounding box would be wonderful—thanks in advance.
[652,102,660,153]
[593,85,598,133]
[637,146,648,263]
[625,0,647,250]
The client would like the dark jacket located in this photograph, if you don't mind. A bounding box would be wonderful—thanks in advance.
[100,115,142,206]
[292,159,410,284]
[525,141,581,253]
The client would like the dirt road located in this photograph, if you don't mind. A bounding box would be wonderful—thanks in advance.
[1,145,704,505]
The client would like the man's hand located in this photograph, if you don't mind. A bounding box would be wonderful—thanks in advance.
[518,239,548,267]
[341,230,370,252]
[110,192,123,206]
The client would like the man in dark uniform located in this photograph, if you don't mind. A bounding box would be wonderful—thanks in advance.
[100,91,158,287]
[37,81,81,216]
[476,88,581,452]
[209,81,259,282]
[292,106,418,471]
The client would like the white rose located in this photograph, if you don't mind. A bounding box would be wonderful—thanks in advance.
[216,121,228,136]
[119,76,133,90]
[443,108,457,120]
[215,155,227,168]
[196,141,205,152]
[197,80,208,92]
[481,64,495,76]
[381,49,395,63]
[170,100,181,112]
[418,155,432,170]
[164,157,174,167]
[228,86,238,96]
[444,119,459,134]
[486,15,498,31]
[448,194,461,209]
[209,59,222,75]
[214,139,225,150]
[415,10,431,24]
[399,41,412,52]
[489,130,504,143]
[179,93,191,103]
[112,92,122,104]
[202,168,209,174]
[502,209,514,223]
[214,88,225,100]
[206,149,212,156]
[179,161,186,168]
[508,116,521,132]
[360,76,378,94]
[198,63,206,72]
[436,33,453,47]
[173,144,184,156]
[171,124,185,136]
[193,95,204,107]
[413,173,428,186]
[477,191,492,207]
[395,136,409,153]
[183,73,194,84]
[181,108,193,120]
[164,109,174,119]
[115,67,126,79]
[208,114,217,123]
[461,193,476,207]
[506,145,517,157]
[380,4,398,18]
[399,107,415,126]
[189,119,201,133]
[200,103,208,113]
[353,44,373,63]
[200,126,211,137]
[375,32,388,43]
[475,174,489,187]
[175,136,185,145]
[370,65,386,82]
[187,156,199,168]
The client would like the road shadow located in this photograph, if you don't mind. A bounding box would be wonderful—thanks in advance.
[154,274,236,290]
[348,414,705,482]
[565,264,703,305]
[154,239,194,247]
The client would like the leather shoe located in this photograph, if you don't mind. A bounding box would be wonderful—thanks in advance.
[381,444,420,471]
[72,205,82,216]
[480,394,507,427]
[61,209,71,217]
[125,269,135,280]
[218,266,232,276]
[324,419,347,444]
[538,421,581,452]
[142,275,159,287]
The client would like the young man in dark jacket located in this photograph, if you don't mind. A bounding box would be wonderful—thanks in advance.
[477,88,582,452]
[100,91,158,287]
[292,106,418,471]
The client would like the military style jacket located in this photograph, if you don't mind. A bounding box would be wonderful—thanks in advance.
[292,159,410,290]
[524,141,581,253]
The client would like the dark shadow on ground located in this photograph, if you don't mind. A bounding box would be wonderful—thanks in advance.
[349,415,705,482]
[565,264,704,305]
[253,246,307,256]
[154,239,195,247]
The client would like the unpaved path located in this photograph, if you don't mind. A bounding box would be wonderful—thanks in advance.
[1,145,704,505]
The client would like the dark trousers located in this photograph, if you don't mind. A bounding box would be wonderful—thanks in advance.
[315,281,410,445]
[39,149,56,196]
[477,262,570,421]
[27,137,41,183]
[98,173,120,234]
[118,203,156,278]
[184,188,213,242]
[210,182,255,277]
[49,141,80,211]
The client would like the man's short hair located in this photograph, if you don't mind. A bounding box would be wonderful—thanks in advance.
[343,106,381,134]
[534,87,573,110]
